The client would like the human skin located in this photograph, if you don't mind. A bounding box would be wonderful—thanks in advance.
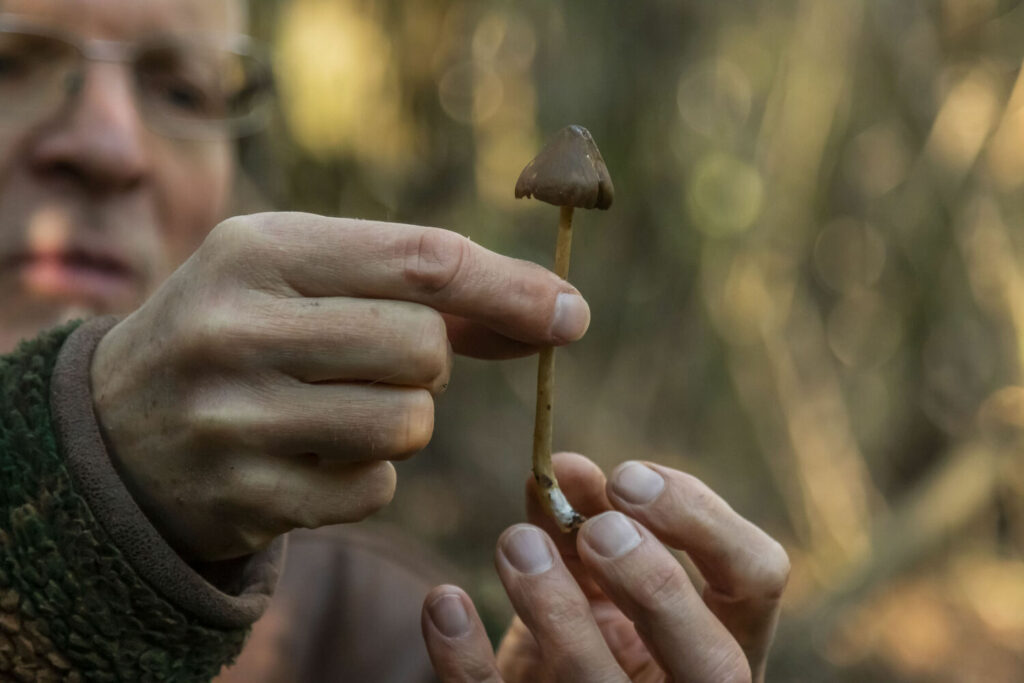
[0,0,242,353]
[1,0,788,678]
[91,212,593,560]
[422,453,790,683]
[0,0,593,561]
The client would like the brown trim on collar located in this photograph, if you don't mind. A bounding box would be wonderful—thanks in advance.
[50,316,282,629]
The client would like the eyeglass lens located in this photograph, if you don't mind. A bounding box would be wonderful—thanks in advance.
[0,28,271,139]
[0,30,79,117]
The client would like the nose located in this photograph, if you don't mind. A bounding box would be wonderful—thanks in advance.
[29,62,150,195]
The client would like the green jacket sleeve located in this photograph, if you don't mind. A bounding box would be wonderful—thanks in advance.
[0,321,277,682]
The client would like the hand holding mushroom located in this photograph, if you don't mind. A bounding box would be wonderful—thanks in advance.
[421,453,790,683]
[420,126,788,683]
[89,212,593,561]
[514,125,614,531]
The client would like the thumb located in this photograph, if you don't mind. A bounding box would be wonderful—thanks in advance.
[422,585,504,683]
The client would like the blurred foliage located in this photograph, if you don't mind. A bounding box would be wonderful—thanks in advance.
[242,0,1024,679]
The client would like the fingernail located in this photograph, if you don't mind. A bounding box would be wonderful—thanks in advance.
[550,292,591,343]
[502,526,554,575]
[612,462,665,505]
[428,594,471,638]
[584,512,642,558]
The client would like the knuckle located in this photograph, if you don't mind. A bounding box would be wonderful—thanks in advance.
[178,306,245,365]
[204,214,274,273]
[431,345,453,394]
[389,390,435,459]
[407,310,451,386]
[402,228,471,296]
[463,662,501,683]
[747,539,791,600]
[345,462,398,520]
[278,498,322,532]
[707,648,753,683]
[183,392,238,447]
[244,464,322,533]
[535,591,592,635]
[202,469,281,550]
[205,518,273,560]
[177,295,277,369]
[633,562,688,615]
[185,309,230,353]
[206,216,254,256]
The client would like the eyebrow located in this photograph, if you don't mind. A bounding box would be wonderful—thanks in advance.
[0,0,247,41]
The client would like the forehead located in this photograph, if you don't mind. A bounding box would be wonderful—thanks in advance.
[1,0,245,38]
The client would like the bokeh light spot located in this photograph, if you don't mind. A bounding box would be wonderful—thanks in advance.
[677,59,753,140]
[275,0,413,166]
[438,61,504,125]
[827,290,903,368]
[844,122,911,198]
[688,153,764,237]
[925,68,1000,176]
[813,217,887,293]
[472,11,536,73]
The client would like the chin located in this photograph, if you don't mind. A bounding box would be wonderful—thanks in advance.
[30,287,141,319]
[0,289,141,355]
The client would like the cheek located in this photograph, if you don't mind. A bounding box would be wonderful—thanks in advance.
[154,141,234,269]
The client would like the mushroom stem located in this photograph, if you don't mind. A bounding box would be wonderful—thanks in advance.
[532,206,585,532]
[553,205,575,278]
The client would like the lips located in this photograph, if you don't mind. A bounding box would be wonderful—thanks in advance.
[5,249,139,305]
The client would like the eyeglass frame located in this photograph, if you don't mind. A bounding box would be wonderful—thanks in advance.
[0,14,275,141]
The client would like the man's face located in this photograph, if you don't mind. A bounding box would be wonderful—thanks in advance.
[0,0,244,352]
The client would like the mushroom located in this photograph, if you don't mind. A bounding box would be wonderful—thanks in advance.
[515,125,614,531]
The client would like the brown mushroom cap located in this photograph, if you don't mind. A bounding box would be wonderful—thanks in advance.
[515,125,614,210]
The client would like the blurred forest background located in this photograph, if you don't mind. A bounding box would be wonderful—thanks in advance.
[242,0,1024,680]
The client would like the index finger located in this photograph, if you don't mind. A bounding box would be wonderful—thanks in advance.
[606,461,790,681]
[234,213,591,348]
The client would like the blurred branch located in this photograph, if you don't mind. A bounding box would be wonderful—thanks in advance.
[814,441,998,618]
[955,193,1024,383]
[721,0,880,576]
[776,439,1001,671]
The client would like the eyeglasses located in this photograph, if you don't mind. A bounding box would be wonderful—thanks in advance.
[0,16,274,140]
